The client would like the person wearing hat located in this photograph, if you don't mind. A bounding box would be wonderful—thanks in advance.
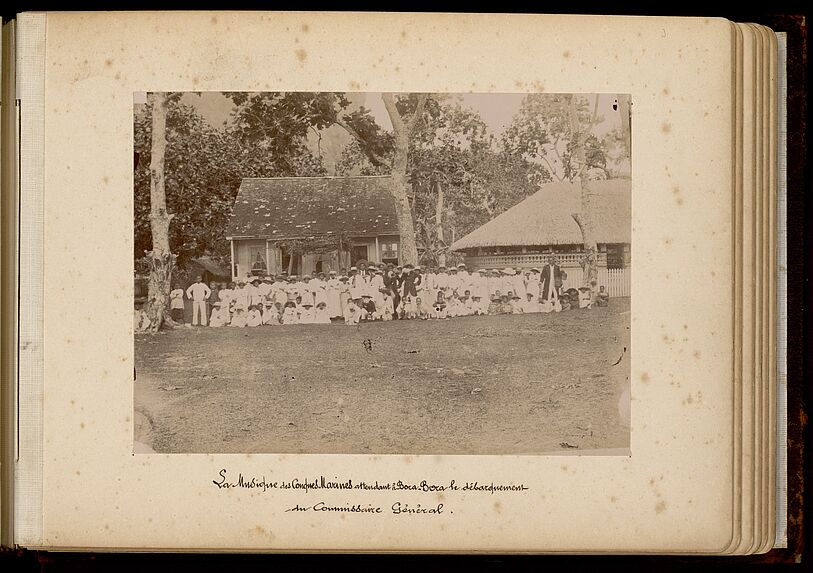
[229,305,248,328]
[369,267,386,309]
[577,286,593,310]
[471,293,488,316]
[185,275,211,326]
[382,265,400,317]
[218,281,234,322]
[527,267,542,299]
[343,296,362,325]
[445,266,460,297]
[420,266,436,305]
[325,270,343,319]
[523,291,541,314]
[298,300,315,324]
[310,272,328,307]
[281,301,298,325]
[313,301,331,324]
[509,268,527,301]
[446,291,463,318]
[456,263,470,292]
[285,274,300,302]
[349,266,365,300]
[247,277,263,308]
[400,264,421,300]
[298,274,315,307]
[246,304,263,327]
[431,291,448,319]
[337,275,351,318]
[468,269,487,302]
[262,298,281,325]
[508,294,524,314]
[359,293,377,321]
[499,294,514,315]
[206,281,221,323]
[269,274,287,307]
[540,255,566,304]
[487,292,502,316]
[391,266,406,318]
[208,297,230,327]
[257,276,272,305]
[169,280,186,325]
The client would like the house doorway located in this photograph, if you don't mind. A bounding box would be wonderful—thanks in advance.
[281,251,300,275]
[351,245,369,266]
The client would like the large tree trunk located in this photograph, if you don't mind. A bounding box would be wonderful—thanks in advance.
[617,94,631,160]
[382,93,427,266]
[572,180,598,291]
[436,179,446,267]
[142,92,174,333]
[568,95,600,298]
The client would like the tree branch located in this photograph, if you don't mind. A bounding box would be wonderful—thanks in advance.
[541,154,564,183]
[406,93,430,134]
[381,92,406,136]
[334,116,392,169]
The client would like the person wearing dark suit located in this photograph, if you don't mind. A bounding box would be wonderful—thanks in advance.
[540,256,566,301]
[400,265,422,298]
[384,265,401,319]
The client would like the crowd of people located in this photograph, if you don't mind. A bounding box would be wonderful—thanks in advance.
[169,257,611,328]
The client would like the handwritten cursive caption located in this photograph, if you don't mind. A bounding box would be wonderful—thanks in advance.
[212,469,530,516]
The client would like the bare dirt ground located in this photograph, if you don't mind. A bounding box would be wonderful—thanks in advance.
[134,298,630,454]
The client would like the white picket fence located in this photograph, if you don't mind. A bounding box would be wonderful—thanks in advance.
[562,267,630,298]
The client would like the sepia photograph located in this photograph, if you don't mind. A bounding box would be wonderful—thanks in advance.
[133,91,631,455]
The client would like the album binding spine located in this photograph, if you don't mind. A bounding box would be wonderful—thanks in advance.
[0,16,19,549]
[1,12,46,549]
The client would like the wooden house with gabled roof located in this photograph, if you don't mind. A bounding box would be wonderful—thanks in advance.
[225,175,401,278]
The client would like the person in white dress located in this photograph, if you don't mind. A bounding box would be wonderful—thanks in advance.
[511,269,527,300]
[337,276,351,318]
[231,279,250,312]
[369,269,386,310]
[285,275,300,303]
[269,275,287,306]
[298,302,315,324]
[281,301,298,325]
[456,263,471,294]
[313,301,332,324]
[169,284,185,324]
[420,267,436,306]
[262,302,280,325]
[349,267,367,300]
[257,276,272,304]
[246,277,262,308]
[434,266,449,300]
[246,306,263,327]
[325,270,343,318]
[380,290,395,321]
[229,307,247,328]
[310,272,328,307]
[343,297,362,325]
[526,268,542,300]
[523,292,541,313]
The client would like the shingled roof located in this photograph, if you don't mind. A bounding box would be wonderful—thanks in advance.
[451,178,631,250]
[225,176,399,240]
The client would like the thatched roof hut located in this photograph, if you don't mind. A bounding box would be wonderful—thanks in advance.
[451,178,631,251]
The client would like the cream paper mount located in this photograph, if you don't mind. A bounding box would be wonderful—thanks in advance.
[28,11,737,551]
